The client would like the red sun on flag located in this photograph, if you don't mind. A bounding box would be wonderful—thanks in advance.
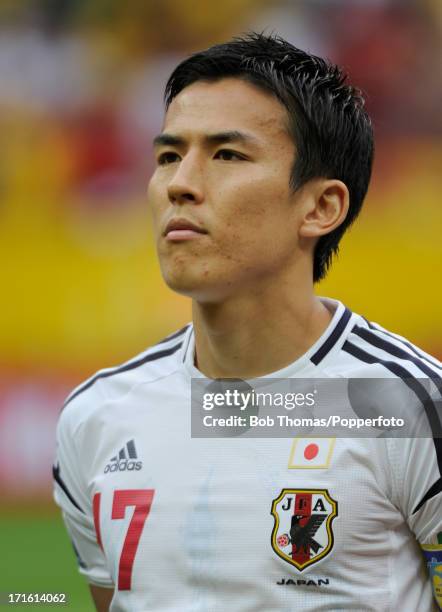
[304,443,319,460]
[288,438,335,469]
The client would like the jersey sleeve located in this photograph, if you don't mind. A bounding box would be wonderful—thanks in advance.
[53,396,114,588]
[387,436,442,608]
[387,436,442,543]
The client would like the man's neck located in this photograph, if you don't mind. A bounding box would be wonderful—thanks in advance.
[192,284,333,379]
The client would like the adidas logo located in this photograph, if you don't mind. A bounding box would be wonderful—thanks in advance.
[104,439,142,473]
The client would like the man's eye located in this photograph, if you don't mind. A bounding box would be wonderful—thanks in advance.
[157,152,180,165]
[214,149,245,161]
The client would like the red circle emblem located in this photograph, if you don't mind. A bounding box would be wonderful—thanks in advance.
[304,443,319,460]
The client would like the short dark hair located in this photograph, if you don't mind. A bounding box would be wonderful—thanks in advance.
[164,32,374,282]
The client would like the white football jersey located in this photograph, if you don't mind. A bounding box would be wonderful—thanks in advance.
[53,298,442,611]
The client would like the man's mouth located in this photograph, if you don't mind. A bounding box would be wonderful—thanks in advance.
[164,218,208,242]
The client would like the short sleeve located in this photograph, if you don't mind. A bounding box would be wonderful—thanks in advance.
[387,436,442,608]
[53,403,114,588]
[387,437,442,544]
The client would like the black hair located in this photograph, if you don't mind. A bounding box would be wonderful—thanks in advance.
[164,32,374,282]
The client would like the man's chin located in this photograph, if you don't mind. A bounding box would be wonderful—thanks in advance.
[162,271,232,303]
[163,275,213,300]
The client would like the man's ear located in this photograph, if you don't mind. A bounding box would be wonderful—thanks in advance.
[299,179,349,239]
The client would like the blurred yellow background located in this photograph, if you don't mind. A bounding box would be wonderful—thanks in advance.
[0,0,441,502]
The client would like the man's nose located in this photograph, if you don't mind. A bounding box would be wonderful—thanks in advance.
[167,156,204,205]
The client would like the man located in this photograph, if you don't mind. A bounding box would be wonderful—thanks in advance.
[54,33,442,611]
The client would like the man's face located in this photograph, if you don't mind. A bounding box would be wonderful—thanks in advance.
[148,77,305,302]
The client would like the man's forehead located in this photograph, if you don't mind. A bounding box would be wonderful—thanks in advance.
[163,78,290,137]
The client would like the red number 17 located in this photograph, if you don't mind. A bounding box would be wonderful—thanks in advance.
[93,489,155,590]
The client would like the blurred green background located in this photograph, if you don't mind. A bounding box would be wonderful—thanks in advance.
[0,0,441,609]
[1,511,92,609]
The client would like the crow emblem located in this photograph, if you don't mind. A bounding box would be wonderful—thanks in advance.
[290,513,326,554]
[271,489,337,571]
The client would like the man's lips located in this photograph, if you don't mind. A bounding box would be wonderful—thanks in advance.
[164,218,208,241]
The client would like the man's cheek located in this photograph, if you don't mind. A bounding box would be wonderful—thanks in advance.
[148,204,165,238]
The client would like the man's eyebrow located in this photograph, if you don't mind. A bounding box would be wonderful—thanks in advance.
[153,130,260,148]
[153,133,185,148]
[204,130,261,146]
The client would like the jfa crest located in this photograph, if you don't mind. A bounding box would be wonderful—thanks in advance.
[270,488,337,571]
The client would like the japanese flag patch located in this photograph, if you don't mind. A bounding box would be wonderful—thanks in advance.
[288,438,335,469]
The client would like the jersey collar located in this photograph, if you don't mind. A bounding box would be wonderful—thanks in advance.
[181,297,354,378]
